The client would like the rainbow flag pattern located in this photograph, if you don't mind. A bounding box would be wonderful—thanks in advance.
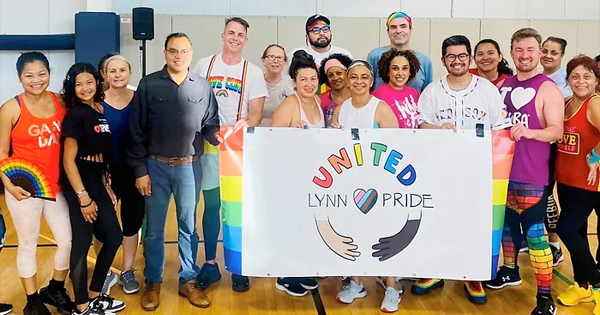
[219,129,514,276]
[491,130,514,278]
[0,157,56,201]
[219,127,244,274]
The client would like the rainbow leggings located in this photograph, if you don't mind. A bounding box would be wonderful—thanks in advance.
[502,181,552,295]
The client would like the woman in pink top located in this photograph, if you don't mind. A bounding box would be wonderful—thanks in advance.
[318,53,353,127]
[372,48,421,129]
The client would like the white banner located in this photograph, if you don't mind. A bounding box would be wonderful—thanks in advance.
[229,128,502,281]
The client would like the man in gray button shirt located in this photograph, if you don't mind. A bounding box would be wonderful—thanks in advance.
[127,32,218,311]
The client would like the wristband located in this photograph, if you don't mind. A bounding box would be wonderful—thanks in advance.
[80,200,93,208]
[76,189,87,196]
[587,149,600,164]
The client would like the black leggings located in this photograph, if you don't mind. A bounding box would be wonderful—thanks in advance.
[110,165,145,237]
[545,144,559,234]
[64,161,123,304]
[556,182,600,285]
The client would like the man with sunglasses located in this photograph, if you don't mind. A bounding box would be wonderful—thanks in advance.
[415,35,510,305]
[367,11,432,92]
[289,15,352,93]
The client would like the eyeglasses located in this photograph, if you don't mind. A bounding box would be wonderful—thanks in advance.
[444,53,469,62]
[166,49,192,56]
[310,25,331,34]
[264,55,286,62]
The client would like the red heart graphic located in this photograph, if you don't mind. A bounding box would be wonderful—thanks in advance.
[94,125,100,133]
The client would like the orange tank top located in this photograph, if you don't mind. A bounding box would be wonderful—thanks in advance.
[10,92,66,194]
[555,94,600,191]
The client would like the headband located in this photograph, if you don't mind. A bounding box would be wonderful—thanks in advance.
[324,58,347,73]
[386,12,412,28]
[347,60,373,76]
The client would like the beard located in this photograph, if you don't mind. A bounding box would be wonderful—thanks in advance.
[310,36,331,48]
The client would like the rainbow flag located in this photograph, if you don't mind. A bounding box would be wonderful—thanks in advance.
[491,130,514,278]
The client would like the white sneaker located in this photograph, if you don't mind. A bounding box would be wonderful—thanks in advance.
[376,276,404,294]
[336,280,366,304]
[90,294,125,313]
[380,287,400,313]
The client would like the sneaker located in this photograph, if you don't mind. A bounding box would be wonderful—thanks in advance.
[336,280,367,304]
[231,274,250,292]
[275,278,308,297]
[118,270,140,294]
[23,297,51,315]
[90,294,125,313]
[376,277,404,294]
[550,244,564,267]
[411,279,444,295]
[380,287,400,313]
[0,303,12,315]
[557,283,593,306]
[520,240,529,253]
[484,266,522,289]
[197,263,222,290]
[298,277,318,290]
[72,303,116,315]
[101,271,118,295]
[464,281,487,304]
[531,294,557,315]
[341,276,351,286]
[40,284,76,314]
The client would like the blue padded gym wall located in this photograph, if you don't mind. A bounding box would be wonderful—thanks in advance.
[74,12,120,66]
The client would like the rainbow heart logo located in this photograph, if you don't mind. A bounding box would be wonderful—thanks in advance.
[353,188,378,214]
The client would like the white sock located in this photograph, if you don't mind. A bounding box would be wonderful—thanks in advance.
[549,241,560,248]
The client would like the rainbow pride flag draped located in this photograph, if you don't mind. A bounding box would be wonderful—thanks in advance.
[220,128,514,277]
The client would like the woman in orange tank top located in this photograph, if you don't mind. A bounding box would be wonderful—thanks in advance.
[554,55,600,307]
[0,52,75,315]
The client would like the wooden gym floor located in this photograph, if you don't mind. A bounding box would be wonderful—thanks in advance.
[0,192,599,315]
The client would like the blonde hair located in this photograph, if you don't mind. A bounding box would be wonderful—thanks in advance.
[511,28,542,50]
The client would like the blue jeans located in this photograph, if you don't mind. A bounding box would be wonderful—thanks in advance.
[144,158,202,285]
[0,208,5,251]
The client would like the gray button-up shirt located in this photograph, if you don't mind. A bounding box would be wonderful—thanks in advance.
[127,65,219,177]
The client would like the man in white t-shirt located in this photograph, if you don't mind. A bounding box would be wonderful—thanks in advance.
[288,15,353,75]
[414,35,510,305]
[192,16,267,293]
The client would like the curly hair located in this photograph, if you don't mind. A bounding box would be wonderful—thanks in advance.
[566,55,600,81]
[289,50,318,80]
[318,53,353,86]
[61,63,104,109]
[377,48,420,85]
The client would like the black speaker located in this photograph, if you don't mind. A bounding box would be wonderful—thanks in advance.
[132,7,154,40]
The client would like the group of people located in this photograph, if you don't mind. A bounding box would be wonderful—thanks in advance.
[1,10,600,315]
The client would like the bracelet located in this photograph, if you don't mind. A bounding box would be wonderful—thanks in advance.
[587,149,600,164]
[76,189,87,196]
[80,200,93,208]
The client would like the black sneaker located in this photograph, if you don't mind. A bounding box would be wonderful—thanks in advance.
[231,274,250,292]
[40,284,76,314]
[24,297,51,315]
[298,277,318,290]
[484,266,522,289]
[197,263,222,290]
[0,303,12,315]
[275,278,308,297]
[550,244,564,267]
[89,294,125,313]
[73,303,115,315]
[531,294,557,315]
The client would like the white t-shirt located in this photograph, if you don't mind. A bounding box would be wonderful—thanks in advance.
[262,75,295,127]
[418,75,511,130]
[288,45,353,68]
[193,54,268,126]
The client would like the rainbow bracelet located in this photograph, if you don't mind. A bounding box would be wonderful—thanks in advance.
[587,148,600,164]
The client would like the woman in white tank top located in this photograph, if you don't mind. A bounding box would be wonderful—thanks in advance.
[270,50,323,298]
[331,60,398,129]
[331,61,399,311]
[271,51,324,129]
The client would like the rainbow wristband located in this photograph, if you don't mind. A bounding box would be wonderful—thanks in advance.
[587,148,600,164]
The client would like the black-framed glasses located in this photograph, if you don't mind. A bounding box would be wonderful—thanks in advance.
[264,55,285,62]
[444,53,469,62]
[310,25,331,34]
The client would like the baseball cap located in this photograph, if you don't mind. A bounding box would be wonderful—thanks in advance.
[306,14,330,34]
